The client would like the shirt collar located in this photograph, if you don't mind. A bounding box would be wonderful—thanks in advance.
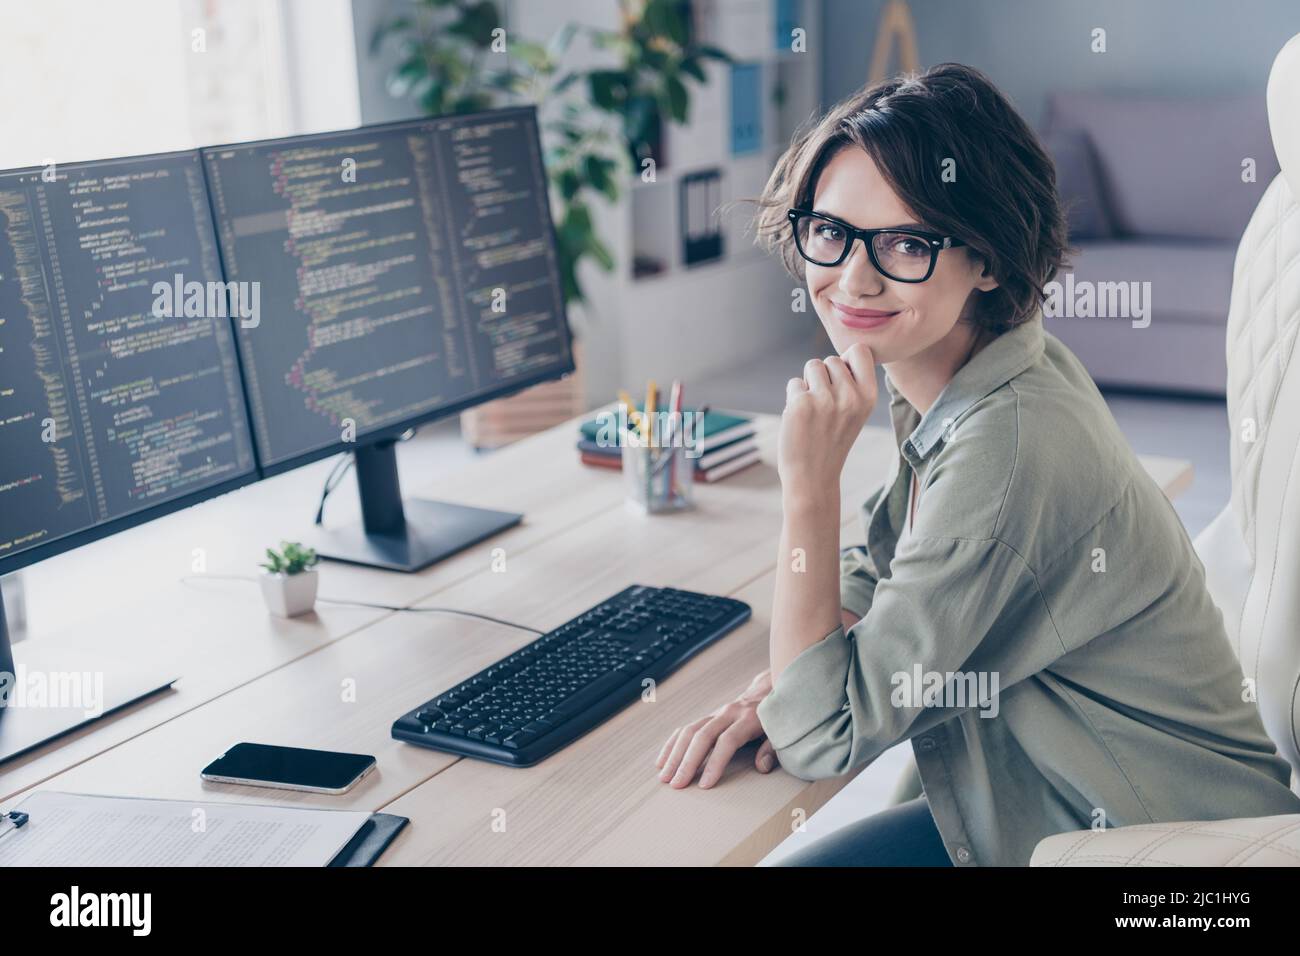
[884,311,1045,466]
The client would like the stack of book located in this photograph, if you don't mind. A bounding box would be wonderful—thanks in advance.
[576,406,760,483]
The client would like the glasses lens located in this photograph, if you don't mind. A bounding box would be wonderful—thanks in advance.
[794,214,849,265]
[871,231,934,280]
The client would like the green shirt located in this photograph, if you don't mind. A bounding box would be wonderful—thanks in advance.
[755,313,1300,866]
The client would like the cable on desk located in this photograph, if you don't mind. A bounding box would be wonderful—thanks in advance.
[315,597,545,634]
[313,454,353,526]
[178,574,544,635]
[313,426,417,526]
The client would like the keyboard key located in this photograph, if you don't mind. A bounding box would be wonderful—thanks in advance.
[502,730,538,749]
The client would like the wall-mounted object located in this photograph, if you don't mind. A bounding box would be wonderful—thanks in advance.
[774,0,802,52]
[868,0,919,83]
[730,62,764,155]
[680,169,724,266]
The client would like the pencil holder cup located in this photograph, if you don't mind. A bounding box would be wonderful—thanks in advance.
[624,440,695,514]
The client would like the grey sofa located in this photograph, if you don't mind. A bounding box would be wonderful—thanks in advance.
[1039,91,1280,396]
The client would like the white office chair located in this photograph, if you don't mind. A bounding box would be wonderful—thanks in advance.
[1030,32,1300,865]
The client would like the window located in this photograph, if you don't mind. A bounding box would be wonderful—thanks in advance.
[0,0,360,170]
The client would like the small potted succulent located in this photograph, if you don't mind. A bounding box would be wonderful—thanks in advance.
[258,541,320,618]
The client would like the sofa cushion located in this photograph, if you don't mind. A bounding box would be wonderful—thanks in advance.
[1056,238,1237,326]
[1040,127,1116,240]
[1043,314,1227,395]
[1044,92,1279,241]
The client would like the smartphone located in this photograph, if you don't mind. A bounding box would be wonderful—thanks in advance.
[201,743,376,795]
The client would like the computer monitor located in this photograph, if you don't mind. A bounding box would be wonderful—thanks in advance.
[201,106,575,571]
[0,150,259,760]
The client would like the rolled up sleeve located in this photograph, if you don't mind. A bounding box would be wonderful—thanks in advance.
[838,482,885,620]
[757,532,1063,781]
[839,545,878,620]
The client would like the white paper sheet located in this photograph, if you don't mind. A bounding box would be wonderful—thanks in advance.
[0,791,373,867]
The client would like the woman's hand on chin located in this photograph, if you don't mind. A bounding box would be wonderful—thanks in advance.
[777,342,877,503]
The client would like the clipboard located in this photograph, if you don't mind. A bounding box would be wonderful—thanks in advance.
[328,813,409,867]
[0,792,409,867]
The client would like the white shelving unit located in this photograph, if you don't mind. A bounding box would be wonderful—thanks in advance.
[512,0,824,409]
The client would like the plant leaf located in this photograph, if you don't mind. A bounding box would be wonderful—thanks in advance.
[695,44,733,63]
[547,22,578,60]
[664,74,688,123]
[587,232,616,271]
[369,15,415,56]
[588,70,628,110]
[447,0,501,44]
[679,57,706,83]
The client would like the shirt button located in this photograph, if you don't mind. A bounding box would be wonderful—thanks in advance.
[955,846,972,864]
[916,735,936,752]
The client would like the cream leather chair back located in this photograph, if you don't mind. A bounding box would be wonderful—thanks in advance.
[1194,32,1300,784]
[1033,35,1300,865]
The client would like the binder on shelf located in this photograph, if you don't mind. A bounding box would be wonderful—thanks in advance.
[730,62,763,155]
[774,0,802,52]
[679,169,723,266]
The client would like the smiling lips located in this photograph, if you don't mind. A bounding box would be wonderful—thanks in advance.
[832,301,898,329]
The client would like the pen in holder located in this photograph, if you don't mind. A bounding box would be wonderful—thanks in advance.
[623,419,695,515]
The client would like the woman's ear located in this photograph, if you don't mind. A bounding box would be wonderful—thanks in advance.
[971,256,999,293]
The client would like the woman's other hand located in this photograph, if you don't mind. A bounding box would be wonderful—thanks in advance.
[777,342,877,501]
[655,669,776,789]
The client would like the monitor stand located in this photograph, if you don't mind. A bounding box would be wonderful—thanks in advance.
[0,594,179,765]
[307,439,523,573]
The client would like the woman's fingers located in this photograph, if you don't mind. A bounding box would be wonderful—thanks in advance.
[802,357,831,392]
[822,353,850,388]
[659,717,709,783]
[698,724,752,789]
[668,714,731,787]
[655,726,682,769]
[658,716,776,789]
[842,343,878,398]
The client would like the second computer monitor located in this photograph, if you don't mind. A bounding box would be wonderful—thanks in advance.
[201,106,574,474]
[0,150,257,576]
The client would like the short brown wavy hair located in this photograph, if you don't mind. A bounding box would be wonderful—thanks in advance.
[750,62,1072,335]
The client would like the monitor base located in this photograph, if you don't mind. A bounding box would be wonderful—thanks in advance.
[0,603,178,765]
[308,498,522,573]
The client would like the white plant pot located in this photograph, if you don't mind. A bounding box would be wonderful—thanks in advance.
[259,569,319,618]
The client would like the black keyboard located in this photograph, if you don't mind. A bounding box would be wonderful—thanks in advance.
[392,585,752,767]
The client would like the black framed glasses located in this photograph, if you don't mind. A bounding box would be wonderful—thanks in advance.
[787,208,966,282]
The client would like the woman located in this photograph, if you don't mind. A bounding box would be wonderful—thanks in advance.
[653,63,1300,866]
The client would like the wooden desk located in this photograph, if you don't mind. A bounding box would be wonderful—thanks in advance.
[1,409,1194,865]
[0,416,657,798]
